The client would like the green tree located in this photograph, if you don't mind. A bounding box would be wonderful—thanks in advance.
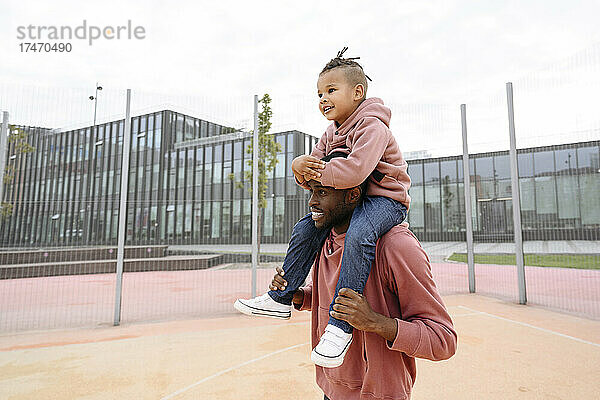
[230,94,281,255]
[1,125,35,218]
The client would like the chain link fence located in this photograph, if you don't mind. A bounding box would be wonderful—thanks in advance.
[1,45,599,332]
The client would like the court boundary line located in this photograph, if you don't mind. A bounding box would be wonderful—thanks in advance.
[160,341,310,400]
[457,305,599,347]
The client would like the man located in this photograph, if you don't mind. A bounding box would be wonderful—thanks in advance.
[269,174,457,400]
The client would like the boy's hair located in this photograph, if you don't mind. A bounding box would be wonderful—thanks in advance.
[320,47,371,98]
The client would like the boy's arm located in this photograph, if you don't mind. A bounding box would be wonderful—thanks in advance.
[319,118,390,189]
[310,132,327,159]
[295,132,328,189]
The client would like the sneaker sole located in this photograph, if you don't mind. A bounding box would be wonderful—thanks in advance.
[233,299,291,319]
[310,337,353,368]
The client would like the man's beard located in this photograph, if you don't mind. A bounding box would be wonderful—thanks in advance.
[323,201,354,230]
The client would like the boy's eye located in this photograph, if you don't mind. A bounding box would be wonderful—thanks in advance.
[318,93,322,98]
[328,88,335,94]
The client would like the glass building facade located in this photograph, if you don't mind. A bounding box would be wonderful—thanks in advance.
[0,111,317,246]
[1,112,598,247]
[406,140,600,241]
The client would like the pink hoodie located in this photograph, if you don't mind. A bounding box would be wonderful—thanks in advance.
[299,225,457,399]
[302,97,411,207]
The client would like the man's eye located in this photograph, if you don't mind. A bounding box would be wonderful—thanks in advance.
[319,190,326,196]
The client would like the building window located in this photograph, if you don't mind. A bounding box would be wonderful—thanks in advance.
[407,162,423,185]
[423,161,439,184]
[424,185,441,232]
[475,157,494,180]
[581,174,600,226]
[211,202,221,238]
[263,197,273,237]
[175,114,184,143]
[408,186,424,229]
[494,155,511,179]
[534,150,555,176]
[518,153,533,177]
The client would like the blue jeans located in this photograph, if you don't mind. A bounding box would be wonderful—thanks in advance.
[268,196,407,334]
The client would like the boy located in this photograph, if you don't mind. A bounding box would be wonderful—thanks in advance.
[235,48,411,368]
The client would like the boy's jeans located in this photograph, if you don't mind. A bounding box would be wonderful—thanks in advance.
[268,196,407,334]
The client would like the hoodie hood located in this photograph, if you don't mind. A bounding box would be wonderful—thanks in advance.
[334,97,391,135]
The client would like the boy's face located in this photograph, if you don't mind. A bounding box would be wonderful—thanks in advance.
[317,68,364,126]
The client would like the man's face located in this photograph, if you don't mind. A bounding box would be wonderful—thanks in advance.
[307,180,355,230]
[317,68,361,126]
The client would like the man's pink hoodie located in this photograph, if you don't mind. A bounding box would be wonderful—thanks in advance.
[300,97,411,207]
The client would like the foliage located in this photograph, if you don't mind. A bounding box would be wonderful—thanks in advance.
[1,125,36,218]
[229,94,282,209]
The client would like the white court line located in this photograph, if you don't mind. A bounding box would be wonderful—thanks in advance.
[160,341,310,400]
[451,312,482,317]
[458,306,600,348]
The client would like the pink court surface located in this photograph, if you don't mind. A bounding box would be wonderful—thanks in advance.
[1,262,599,332]
[1,291,599,399]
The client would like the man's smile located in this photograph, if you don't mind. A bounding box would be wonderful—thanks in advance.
[311,208,324,220]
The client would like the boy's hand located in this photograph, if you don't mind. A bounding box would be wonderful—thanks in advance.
[292,155,326,182]
[269,266,304,307]
[269,266,288,291]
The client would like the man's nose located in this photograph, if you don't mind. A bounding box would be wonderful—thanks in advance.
[308,193,318,207]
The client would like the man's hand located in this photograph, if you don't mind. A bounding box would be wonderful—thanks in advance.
[330,288,398,342]
[269,266,304,307]
[292,155,325,183]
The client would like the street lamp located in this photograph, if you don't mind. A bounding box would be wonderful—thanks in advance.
[87,83,103,243]
[89,83,103,129]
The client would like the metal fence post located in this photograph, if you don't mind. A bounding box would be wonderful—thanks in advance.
[460,104,476,293]
[114,89,132,326]
[251,95,259,298]
[506,82,527,305]
[0,112,8,205]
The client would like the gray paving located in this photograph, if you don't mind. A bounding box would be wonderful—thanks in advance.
[168,240,600,262]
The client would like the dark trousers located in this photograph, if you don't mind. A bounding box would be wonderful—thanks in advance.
[267,196,407,333]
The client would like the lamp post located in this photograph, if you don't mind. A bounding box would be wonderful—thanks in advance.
[89,83,103,129]
[86,83,103,243]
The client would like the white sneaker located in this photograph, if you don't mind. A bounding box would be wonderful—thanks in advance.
[311,324,353,368]
[234,293,292,319]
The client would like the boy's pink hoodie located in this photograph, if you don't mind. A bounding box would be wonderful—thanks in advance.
[301,97,411,207]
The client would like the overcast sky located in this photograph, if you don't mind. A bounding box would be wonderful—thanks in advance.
[1,0,600,155]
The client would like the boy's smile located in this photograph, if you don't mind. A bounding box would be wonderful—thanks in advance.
[317,68,364,126]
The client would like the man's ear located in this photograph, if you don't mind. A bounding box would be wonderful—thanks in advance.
[354,84,365,101]
[347,186,362,204]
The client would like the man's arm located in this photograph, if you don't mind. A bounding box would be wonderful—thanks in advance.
[330,288,397,341]
[331,229,457,361]
[382,230,457,361]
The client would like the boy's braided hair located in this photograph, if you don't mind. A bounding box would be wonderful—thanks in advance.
[320,47,372,98]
